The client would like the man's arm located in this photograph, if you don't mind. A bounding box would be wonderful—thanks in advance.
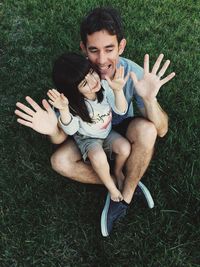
[131,54,175,137]
[48,125,67,144]
[139,99,168,137]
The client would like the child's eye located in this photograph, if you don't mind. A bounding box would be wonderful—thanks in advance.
[82,80,87,87]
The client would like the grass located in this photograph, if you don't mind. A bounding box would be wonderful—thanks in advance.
[0,0,200,266]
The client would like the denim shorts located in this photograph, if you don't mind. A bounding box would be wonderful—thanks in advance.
[73,130,123,161]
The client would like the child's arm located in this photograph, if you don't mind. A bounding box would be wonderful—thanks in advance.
[47,89,79,135]
[105,66,128,113]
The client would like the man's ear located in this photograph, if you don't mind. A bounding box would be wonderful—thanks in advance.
[118,38,127,55]
[80,41,87,54]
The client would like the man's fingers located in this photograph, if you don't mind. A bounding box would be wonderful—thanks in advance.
[15,109,33,122]
[157,60,170,78]
[48,99,55,107]
[16,101,35,116]
[16,118,33,128]
[144,54,149,74]
[42,99,53,112]
[152,54,164,74]
[160,72,176,85]
[25,96,41,111]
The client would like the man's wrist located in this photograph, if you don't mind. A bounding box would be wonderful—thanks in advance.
[143,97,157,106]
[48,126,60,138]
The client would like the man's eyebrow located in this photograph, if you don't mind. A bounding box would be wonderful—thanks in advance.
[88,44,115,50]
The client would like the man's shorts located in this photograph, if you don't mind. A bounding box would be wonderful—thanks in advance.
[73,130,123,161]
[112,117,133,137]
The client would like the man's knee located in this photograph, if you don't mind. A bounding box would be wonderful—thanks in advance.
[127,119,157,149]
[50,140,81,174]
[50,151,67,173]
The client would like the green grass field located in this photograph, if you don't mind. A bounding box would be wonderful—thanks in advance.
[1,0,200,266]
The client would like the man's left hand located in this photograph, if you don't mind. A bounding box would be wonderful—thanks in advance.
[130,54,175,102]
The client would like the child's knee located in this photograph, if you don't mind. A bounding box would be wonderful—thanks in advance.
[117,139,131,157]
[88,147,107,166]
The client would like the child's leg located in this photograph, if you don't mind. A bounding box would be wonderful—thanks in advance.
[87,145,123,202]
[111,137,131,191]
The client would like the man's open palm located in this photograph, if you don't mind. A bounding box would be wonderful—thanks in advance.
[15,96,58,135]
[130,54,175,101]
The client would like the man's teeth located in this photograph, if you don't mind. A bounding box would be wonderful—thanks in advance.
[99,65,111,70]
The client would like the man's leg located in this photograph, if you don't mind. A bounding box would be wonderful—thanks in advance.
[51,138,103,184]
[101,118,157,237]
[122,117,157,203]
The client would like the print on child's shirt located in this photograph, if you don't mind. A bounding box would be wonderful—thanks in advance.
[88,108,112,130]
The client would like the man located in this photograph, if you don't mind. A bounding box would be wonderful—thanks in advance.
[15,7,175,237]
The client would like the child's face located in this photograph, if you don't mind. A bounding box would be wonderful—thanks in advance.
[78,69,101,97]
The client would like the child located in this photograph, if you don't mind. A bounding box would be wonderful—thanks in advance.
[48,52,131,202]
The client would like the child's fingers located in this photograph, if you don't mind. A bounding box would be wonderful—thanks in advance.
[130,71,138,84]
[48,89,59,99]
[47,91,56,101]
[121,66,124,78]
[48,99,55,106]
[52,89,61,96]
[105,75,112,86]
[61,94,69,104]
[114,67,120,79]
[124,73,129,84]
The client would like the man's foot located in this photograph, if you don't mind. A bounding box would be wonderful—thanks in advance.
[134,181,154,209]
[101,193,128,237]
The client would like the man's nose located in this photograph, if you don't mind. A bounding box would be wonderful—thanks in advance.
[98,51,107,65]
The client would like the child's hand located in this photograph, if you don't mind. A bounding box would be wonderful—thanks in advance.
[47,89,69,110]
[105,66,129,92]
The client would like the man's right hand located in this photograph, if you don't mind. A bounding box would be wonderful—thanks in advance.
[15,96,59,136]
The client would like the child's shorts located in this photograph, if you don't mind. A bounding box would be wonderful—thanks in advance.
[73,130,123,161]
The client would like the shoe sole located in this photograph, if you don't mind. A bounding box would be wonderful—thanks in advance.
[101,193,110,237]
[138,181,154,209]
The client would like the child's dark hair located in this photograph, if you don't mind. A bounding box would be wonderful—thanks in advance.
[52,52,103,123]
[80,7,124,46]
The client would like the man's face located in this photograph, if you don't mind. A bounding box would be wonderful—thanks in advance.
[81,30,126,79]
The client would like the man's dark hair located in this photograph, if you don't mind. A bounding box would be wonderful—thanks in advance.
[80,7,124,46]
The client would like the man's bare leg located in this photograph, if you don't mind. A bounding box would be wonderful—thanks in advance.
[51,138,103,184]
[122,118,157,204]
